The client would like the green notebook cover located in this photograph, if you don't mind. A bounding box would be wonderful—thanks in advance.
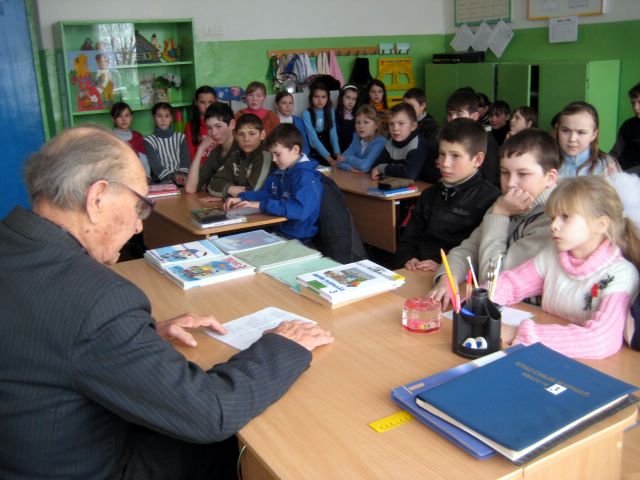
[265,257,342,292]
[233,240,322,272]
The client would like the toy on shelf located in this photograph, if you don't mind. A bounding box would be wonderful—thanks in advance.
[134,30,160,64]
[162,38,179,62]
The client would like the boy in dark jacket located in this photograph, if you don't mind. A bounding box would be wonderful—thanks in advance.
[396,118,501,269]
[208,113,272,198]
[225,124,323,243]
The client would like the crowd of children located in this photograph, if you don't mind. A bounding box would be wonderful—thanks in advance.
[107,74,640,360]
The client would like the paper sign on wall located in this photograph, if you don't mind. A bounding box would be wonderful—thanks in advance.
[549,16,578,43]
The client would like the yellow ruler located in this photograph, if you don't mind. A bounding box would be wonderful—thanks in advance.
[369,410,414,433]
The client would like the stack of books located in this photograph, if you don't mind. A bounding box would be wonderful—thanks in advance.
[144,239,254,289]
[366,185,418,197]
[393,343,638,464]
[296,260,405,308]
[148,183,180,198]
[191,207,247,228]
[211,230,321,272]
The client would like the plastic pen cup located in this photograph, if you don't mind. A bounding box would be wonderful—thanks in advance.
[402,297,442,334]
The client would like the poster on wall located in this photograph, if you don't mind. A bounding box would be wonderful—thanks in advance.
[67,51,118,112]
[455,0,511,26]
[528,0,605,20]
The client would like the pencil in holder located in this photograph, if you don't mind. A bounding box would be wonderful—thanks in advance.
[452,287,501,359]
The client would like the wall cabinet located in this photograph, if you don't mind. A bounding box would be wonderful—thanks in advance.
[426,60,620,149]
[54,19,196,135]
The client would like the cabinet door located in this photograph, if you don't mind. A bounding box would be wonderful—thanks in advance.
[425,63,495,126]
[425,64,458,126]
[497,64,531,109]
[586,60,620,150]
[538,63,587,131]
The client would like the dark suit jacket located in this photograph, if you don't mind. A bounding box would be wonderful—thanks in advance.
[0,207,311,479]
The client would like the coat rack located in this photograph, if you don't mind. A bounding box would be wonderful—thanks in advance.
[267,46,379,59]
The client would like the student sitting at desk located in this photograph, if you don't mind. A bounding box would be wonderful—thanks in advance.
[225,124,323,243]
[235,81,280,137]
[610,82,640,172]
[184,102,239,194]
[442,89,501,187]
[207,113,272,199]
[429,129,560,307]
[495,175,640,360]
[371,103,428,181]
[334,105,386,173]
[396,118,500,270]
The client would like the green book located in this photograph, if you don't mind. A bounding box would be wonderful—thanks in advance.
[265,257,342,292]
[233,240,322,272]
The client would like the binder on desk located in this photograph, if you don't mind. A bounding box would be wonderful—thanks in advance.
[415,343,639,464]
[391,346,526,460]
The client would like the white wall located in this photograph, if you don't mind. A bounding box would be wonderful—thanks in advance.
[36,0,448,49]
[443,0,640,33]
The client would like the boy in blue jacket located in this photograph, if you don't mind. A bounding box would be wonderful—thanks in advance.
[225,124,323,243]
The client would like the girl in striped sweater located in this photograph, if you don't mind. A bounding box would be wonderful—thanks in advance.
[495,175,640,359]
[144,102,190,185]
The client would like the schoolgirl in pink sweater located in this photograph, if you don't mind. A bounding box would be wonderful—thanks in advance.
[495,175,640,359]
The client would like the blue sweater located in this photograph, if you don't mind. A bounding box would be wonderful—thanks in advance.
[240,154,323,241]
[336,133,386,173]
[302,109,340,159]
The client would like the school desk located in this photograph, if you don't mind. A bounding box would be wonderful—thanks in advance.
[111,259,638,480]
[142,191,287,249]
[327,168,430,253]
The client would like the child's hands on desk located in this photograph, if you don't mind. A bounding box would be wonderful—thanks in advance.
[224,197,260,211]
[405,258,440,272]
[226,185,246,197]
[267,320,334,351]
[199,196,222,205]
[157,313,227,348]
[370,166,382,180]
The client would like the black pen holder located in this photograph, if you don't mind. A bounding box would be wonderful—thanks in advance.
[452,288,501,359]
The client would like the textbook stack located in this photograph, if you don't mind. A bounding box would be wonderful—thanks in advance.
[211,230,322,272]
[296,260,405,308]
[144,240,254,289]
[394,343,638,464]
[148,183,180,198]
[191,207,247,228]
[366,185,418,197]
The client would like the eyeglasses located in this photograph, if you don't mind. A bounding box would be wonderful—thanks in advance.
[106,179,156,220]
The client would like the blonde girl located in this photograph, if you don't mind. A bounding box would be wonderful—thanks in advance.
[335,105,385,173]
[556,102,620,177]
[494,174,640,359]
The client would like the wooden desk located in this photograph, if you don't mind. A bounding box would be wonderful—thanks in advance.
[143,192,287,249]
[327,168,430,253]
[112,259,638,480]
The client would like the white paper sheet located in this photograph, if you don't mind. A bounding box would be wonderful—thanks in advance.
[450,23,475,52]
[471,21,494,52]
[443,306,534,327]
[549,16,578,43]
[488,19,514,58]
[204,306,316,350]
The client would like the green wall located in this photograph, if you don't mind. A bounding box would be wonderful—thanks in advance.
[42,20,639,139]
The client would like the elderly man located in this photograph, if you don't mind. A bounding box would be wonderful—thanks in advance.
[0,126,333,480]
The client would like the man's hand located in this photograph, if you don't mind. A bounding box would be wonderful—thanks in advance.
[156,313,226,347]
[266,320,334,351]
[491,187,534,216]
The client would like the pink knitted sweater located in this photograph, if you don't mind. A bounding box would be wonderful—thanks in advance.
[493,240,639,359]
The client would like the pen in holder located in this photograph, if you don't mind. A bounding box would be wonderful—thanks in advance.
[452,287,501,359]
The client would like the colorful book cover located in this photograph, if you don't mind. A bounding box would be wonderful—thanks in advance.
[367,186,417,197]
[416,342,638,463]
[297,260,404,304]
[391,345,526,460]
[144,240,224,269]
[233,240,321,272]
[148,183,180,198]
[211,229,285,253]
[165,256,254,289]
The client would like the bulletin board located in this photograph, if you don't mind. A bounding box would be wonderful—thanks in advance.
[528,0,605,20]
[454,0,511,26]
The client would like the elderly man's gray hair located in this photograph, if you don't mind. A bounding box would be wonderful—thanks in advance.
[24,125,132,209]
